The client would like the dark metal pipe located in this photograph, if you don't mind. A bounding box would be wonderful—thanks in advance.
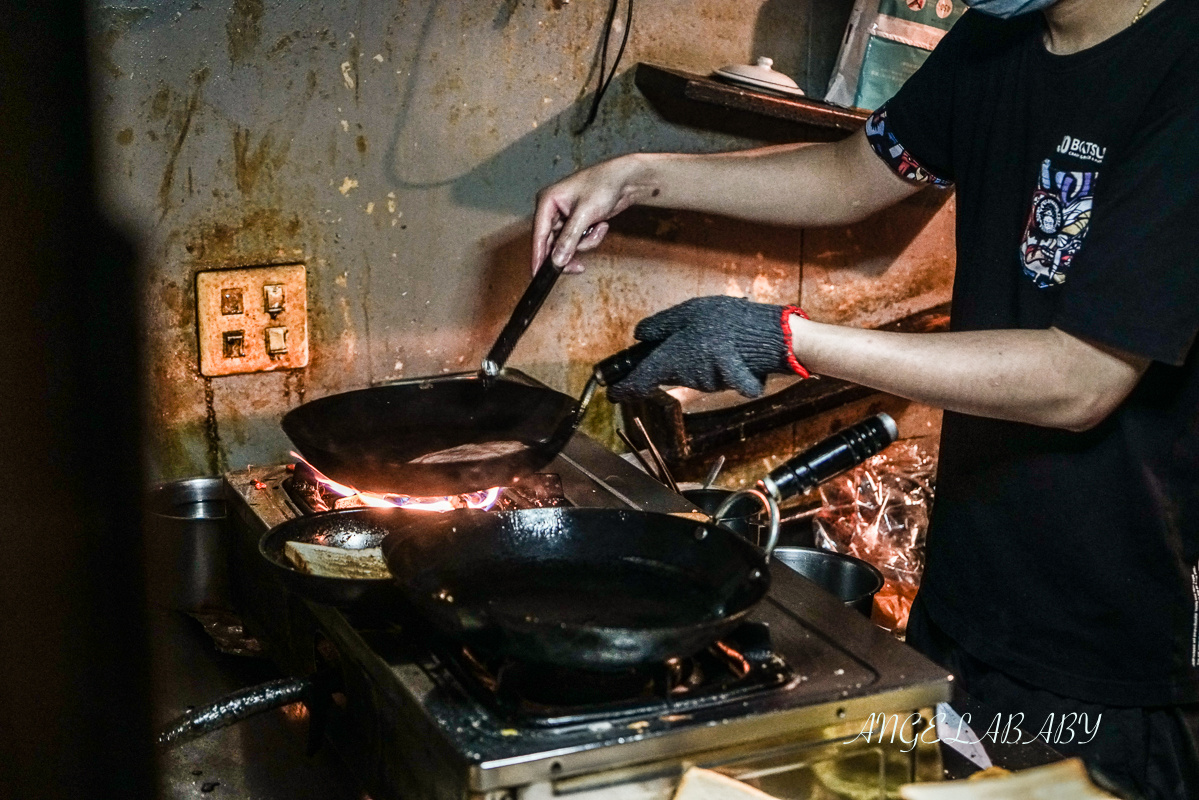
[157,677,314,750]
[617,427,663,482]
[633,416,679,493]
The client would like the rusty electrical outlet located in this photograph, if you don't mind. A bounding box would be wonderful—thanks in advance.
[196,263,308,377]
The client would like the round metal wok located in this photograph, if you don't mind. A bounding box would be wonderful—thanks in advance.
[379,506,777,671]
[282,344,653,496]
[259,507,408,611]
[282,371,577,496]
[283,251,651,496]
[372,413,898,670]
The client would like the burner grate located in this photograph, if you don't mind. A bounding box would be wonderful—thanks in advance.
[435,622,792,729]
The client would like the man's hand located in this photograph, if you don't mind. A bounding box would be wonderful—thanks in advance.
[607,296,796,402]
[532,155,657,274]
[608,299,1149,432]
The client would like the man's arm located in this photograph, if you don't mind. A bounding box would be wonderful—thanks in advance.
[789,317,1150,432]
[533,129,922,272]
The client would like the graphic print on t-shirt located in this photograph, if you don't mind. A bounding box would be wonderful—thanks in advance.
[1020,159,1098,288]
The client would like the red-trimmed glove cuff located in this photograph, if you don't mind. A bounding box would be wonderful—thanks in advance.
[780,305,811,379]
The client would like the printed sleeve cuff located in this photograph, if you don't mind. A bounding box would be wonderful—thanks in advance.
[865,105,953,188]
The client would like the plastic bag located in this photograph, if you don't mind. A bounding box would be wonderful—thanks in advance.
[824,0,965,111]
[813,440,935,634]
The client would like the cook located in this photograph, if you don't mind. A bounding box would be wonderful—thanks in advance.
[530,0,1199,797]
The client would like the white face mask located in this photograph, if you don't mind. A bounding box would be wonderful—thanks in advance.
[960,0,1058,19]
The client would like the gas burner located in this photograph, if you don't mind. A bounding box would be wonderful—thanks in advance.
[284,460,569,515]
[440,622,791,728]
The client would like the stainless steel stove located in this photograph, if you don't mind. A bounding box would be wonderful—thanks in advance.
[224,433,951,800]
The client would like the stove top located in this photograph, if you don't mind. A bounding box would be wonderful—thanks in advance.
[224,433,951,798]
[416,620,793,729]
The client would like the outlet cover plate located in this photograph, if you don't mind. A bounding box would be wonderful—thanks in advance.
[196,263,308,377]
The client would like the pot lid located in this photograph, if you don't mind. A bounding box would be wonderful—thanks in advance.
[713,57,804,97]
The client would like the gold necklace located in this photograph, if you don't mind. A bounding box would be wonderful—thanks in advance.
[1132,0,1153,24]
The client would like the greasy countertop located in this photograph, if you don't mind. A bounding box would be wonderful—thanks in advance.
[150,607,358,799]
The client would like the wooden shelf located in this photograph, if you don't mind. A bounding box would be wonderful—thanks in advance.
[635,63,870,140]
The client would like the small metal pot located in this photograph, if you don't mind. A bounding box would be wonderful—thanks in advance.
[772,546,883,617]
[681,488,765,541]
[145,477,231,611]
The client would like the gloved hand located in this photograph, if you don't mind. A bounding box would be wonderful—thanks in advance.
[607,296,808,402]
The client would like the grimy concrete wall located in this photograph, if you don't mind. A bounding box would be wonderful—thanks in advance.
[90,0,954,482]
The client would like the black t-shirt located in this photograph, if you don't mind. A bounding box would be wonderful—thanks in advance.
[868,0,1199,705]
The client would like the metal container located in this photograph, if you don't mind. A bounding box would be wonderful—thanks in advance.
[145,477,231,611]
[772,547,883,617]
[682,488,765,541]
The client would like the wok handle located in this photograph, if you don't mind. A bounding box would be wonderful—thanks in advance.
[593,340,659,387]
[713,488,780,560]
[759,413,898,503]
[560,340,661,452]
[482,256,565,377]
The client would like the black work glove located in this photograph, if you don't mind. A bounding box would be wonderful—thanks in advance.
[607,296,798,402]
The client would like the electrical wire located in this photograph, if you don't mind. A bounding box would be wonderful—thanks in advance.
[576,0,634,134]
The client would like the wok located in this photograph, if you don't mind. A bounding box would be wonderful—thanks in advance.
[283,253,652,496]
[382,506,776,670]
[379,413,898,670]
[282,343,654,496]
[259,507,407,611]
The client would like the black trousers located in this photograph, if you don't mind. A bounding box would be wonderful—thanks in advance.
[906,596,1199,800]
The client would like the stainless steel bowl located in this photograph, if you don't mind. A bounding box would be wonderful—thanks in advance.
[772,546,883,617]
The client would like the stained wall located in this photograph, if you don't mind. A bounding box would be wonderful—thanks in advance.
[89,0,954,480]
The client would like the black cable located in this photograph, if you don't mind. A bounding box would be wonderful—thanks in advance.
[576,0,634,134]
[578,0,619,133]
